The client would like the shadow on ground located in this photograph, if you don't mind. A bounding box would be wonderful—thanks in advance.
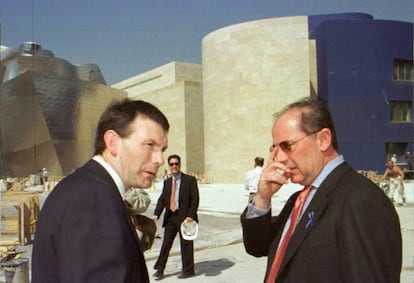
[195,258,235,277]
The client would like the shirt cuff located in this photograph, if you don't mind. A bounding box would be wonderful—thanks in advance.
[245,202,270,219]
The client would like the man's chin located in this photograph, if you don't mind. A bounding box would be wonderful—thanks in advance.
[137,178,154,189]
[289,175,304,185]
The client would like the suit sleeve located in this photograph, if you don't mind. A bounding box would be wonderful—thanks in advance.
[186,176,199,220]
[240,207,274,257]
[240,193,296,258]
[154,180,167,217]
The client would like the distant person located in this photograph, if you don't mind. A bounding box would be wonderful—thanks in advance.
[32,98,170,283]
[380,160,407,206]
[391,153,397,164]
[42,167,49,183]
[240,97,401,283]
[153,154,200,280]
[404,151,413,179]
[244,156,264,203]
[37,169,43,185]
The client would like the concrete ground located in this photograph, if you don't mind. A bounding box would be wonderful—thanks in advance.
[1,182,413,283]
[144,183,414,283]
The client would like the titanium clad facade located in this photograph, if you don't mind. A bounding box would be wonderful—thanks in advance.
[3,14,407,182]
[0,43,126,177]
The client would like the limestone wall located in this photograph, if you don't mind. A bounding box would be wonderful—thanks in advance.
[112,16,316,183]
[112,62,203,178]
[202,16,313,183]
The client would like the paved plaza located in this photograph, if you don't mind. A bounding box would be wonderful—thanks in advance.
[1,182,413,282]
[144,183,414,283]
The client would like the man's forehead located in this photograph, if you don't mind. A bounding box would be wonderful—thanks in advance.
[129,118,168,148]
[273,112,301,135]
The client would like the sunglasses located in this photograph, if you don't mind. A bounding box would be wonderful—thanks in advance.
[269,131,318,154]
[169,162,180,167]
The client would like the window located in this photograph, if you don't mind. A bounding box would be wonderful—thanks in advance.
[394,59,413,81]
[390,101,411,122]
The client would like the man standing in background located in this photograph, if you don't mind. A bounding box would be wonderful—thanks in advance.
[380,160,407,206]
[153,154,199,280]
[245,156,264,203]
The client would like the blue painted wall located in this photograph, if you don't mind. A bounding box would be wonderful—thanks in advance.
[309,14,413,173]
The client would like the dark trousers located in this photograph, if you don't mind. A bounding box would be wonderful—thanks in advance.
[154,211,194,274]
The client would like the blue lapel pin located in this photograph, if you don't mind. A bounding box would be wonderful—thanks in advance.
[305,211,315,229]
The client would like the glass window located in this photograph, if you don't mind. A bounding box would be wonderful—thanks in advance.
[394,59,413,81]
[390,101,411,122]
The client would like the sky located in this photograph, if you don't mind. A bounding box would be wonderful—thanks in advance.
[1,0,413,85]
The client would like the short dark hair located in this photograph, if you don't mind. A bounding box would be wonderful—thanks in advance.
[274,97,339,151]
[168,154,181,164]
[254,156,264,167]
[94,98,169,155]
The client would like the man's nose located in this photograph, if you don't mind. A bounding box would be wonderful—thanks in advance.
[153,151,164,166]
[273,148,288,163]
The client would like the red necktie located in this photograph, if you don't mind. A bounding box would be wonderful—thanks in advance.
[170,177,177,212]
[265,185,313,283]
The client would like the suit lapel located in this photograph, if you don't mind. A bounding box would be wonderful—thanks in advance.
[85,160,145,253]
[279,192,329,272]
[178,174,185,203]
[277,162,352,274]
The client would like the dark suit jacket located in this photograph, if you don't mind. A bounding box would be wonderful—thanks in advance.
[32,159,149,283]
[241,162,402,283]
[154,173,199,227]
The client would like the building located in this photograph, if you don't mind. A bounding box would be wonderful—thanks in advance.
[309,13,413,171]
[0,42,126,177]
[114,13,413,183]
[112,62,204,178]
[2,13,411,182]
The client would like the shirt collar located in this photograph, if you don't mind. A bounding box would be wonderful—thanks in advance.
[312,155,345,188]
[173,173,182,182]
[93,155,126,199]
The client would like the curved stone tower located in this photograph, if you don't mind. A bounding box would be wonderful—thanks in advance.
[202,16,315,182]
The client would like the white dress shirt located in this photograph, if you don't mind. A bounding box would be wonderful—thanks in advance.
[93,155,126,200]
[245,166,263,193]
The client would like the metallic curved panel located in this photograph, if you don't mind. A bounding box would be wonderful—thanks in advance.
[0,43,126,177]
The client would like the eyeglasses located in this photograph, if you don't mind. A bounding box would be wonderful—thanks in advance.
[169,162,180,167]
[269,132,317,154]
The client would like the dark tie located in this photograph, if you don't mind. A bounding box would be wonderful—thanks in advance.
[170,177,177,212]
[265,185,313,283]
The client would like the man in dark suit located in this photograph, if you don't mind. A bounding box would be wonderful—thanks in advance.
[153,154,199,280]
[32,99,170,283]
[241,97,402,283]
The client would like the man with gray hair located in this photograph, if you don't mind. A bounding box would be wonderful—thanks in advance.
[241,97,402,283]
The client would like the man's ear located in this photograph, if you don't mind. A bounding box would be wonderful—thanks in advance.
[317,128,332,152]
[103,130,120,156]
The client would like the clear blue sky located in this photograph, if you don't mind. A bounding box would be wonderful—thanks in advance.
[1,0,413,84]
